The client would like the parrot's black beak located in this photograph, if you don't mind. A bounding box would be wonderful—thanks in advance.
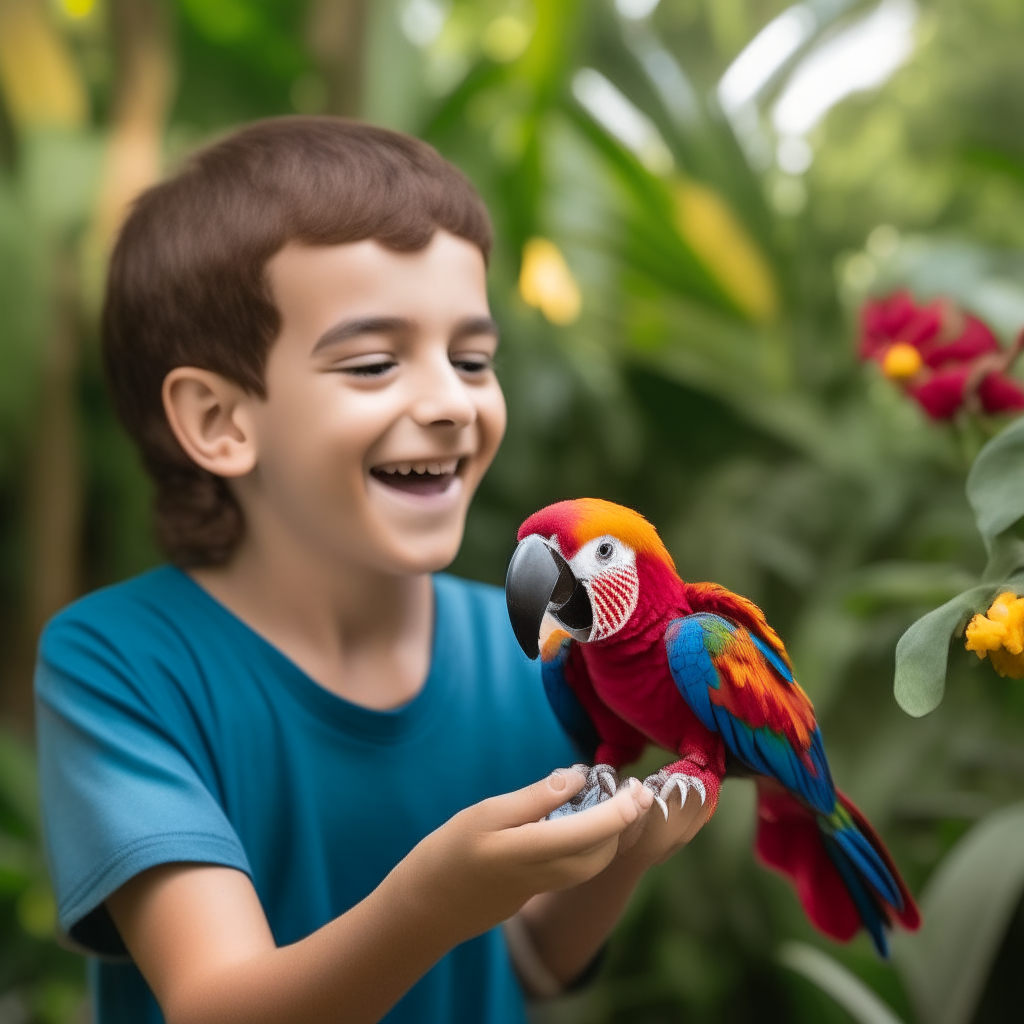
[505,535,593,659]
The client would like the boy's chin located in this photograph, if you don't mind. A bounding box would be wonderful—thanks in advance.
[363,521,466,576]
[377,540,462,577]
[364,472,476,574]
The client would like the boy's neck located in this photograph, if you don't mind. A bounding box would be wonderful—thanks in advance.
[190,534,435,712]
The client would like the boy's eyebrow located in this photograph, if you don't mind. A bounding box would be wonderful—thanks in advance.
[311,316,410,354]
[311,314,499,354]
[451,315,500,342]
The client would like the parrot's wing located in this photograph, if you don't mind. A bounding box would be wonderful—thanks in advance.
[540,631,600,762]
[684,582,794,673]
[665,611,835,815]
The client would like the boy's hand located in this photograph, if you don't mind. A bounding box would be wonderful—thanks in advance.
[614,780,712,869]
[392,767,653,944]
[509,771,709,993]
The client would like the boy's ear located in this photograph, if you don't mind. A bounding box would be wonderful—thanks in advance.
[162,367,258,478]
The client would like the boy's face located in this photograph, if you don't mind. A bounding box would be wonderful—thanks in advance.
[247,230,506,576]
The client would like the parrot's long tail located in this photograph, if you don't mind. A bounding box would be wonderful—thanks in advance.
[754,780,920,957]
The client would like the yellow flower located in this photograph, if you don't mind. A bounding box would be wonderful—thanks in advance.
[965,592,1024,678]
[518,238,582,325]
[965,614,1006,652]
[990,648,1024,680]
[989,592,1024,654]
[882,343,923,380]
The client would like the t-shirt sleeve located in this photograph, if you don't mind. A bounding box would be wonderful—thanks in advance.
[35,607,251,956]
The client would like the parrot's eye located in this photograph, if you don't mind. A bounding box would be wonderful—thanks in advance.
[596,541,614,561]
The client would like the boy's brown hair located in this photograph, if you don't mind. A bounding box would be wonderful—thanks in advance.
[103,116,493,567]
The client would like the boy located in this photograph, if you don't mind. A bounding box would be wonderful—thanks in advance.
[35,117,706,1024]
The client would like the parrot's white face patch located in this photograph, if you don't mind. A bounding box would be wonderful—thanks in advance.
[569,536,639,642]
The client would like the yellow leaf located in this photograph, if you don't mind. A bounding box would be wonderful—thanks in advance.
[674,180,778,323]
[0,0,87,128]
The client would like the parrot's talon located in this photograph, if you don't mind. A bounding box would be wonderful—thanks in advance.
[545,764,621,819]
[643,770,707,813]
[596,767,617,798]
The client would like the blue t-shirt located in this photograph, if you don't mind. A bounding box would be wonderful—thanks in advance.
[35,567,577,1024]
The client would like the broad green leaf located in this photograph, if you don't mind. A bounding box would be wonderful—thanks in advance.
[894,802,1024,1024]
[779,942,905,1024]
[966,417,1024,554]
[893,583,1004,717]
[981,533,1024,585]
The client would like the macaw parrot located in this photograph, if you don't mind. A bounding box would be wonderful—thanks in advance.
[505,497,920,957]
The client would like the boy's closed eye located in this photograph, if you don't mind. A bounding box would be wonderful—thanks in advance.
[449,351,495,375]
[314,314,498,376]
[337,355,399,377]
[333,352,495,378]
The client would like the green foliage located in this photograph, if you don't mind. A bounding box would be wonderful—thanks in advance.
[894,583,1005,717]
[895,418,1024,717]
[967,417,1024,552]
[780,942,906,1024]
[3,1,1024,1022]
[0,727,84,1022]
[895,803,1024,1024]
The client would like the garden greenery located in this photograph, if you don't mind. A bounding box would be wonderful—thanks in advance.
[3,1,1024,1022]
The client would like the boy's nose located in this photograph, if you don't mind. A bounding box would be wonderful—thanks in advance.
[410,359,477,428]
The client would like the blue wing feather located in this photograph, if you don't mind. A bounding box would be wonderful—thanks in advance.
[666,613,836,815]
[541,638,600,761]
[830,823,902,909]
[666,612,905,957]
[664,617,719,732]
[749,631,793,682]
[822,833,889,957]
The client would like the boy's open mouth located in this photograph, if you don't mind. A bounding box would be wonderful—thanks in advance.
[370,459,461,496]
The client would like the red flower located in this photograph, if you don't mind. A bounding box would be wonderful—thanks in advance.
[859,291,1024,420]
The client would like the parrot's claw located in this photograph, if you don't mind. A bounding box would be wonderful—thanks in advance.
[643,770,707,821]
[546,763,620,819]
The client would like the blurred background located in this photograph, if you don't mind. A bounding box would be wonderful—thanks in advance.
[2,0,1024,1021]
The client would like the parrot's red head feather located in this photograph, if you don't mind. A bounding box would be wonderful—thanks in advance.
[517,498,676,570]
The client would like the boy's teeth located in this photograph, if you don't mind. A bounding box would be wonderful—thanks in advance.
[379,459,459,476]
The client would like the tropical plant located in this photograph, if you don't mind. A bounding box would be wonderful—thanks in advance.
[2,1,1024,1022]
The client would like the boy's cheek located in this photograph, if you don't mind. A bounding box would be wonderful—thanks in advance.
[474,384,508,474]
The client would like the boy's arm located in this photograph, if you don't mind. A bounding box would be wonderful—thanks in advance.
[106,770,652,1024]
[512,785,712,992]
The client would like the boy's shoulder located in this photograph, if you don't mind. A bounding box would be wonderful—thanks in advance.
[36,567,241,712]
[40,566,199,654]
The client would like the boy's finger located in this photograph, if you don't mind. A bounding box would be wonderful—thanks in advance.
[483,767,587,829]
[515,779,653,861]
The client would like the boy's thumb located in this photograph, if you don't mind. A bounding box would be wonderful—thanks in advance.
[490,767,587,828]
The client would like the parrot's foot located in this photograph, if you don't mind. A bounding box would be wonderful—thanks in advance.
[643,768,707,821]
[546,763,620,819]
